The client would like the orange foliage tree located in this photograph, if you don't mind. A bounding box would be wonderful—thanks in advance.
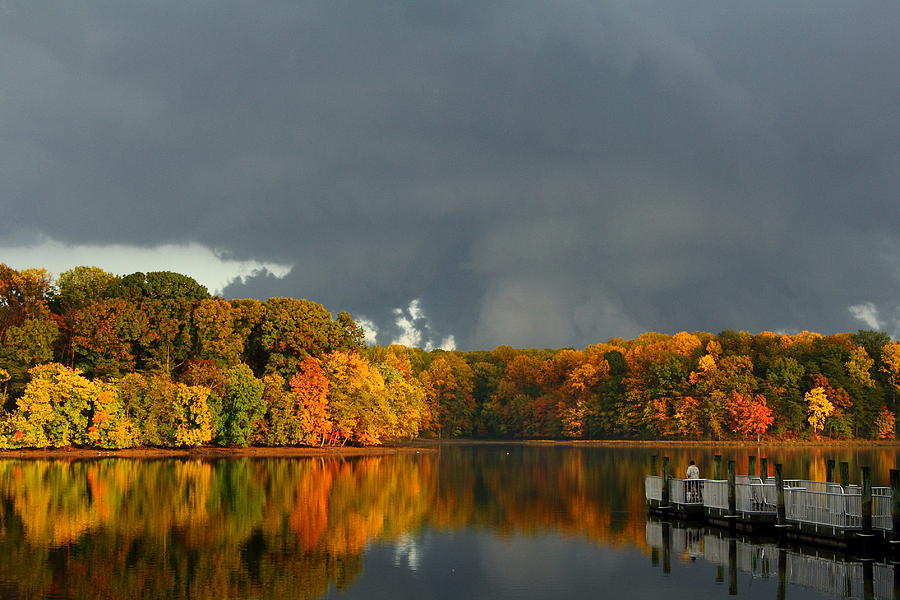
[290,356,332,446]
[726,391,774,442]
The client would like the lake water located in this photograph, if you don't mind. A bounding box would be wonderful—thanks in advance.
[0,444,898,599]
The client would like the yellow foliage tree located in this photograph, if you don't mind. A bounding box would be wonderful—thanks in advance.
[845,346,876,388]
[172,384,214,447]
[805,386,834,435]
[881,343,900,390]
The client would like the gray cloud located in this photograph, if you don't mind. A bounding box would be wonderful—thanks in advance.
[2,1,899,348]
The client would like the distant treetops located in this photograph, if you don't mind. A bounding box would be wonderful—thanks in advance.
[0,263,897,448]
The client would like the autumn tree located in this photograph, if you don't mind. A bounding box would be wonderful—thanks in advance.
[67,298,148,377]
[0,264,54,331]
[192,298,243,366]
[0,305,59,399]
[251,298,360,379]
[378,364,427,440]
[874,407,896,440]
[54,266,119,312]
[726,391,774,442]
[289,356,332,446]
[419,353,476,437]
[805,387,834,437]
[2,364,136,449]
[322,351,394,446]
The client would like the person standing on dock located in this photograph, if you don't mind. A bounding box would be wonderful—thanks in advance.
[686,460,700,479]
[685,460,701,502]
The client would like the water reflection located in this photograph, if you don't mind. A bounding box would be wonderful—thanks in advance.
[0,445,897,599]
[646,518,899,599]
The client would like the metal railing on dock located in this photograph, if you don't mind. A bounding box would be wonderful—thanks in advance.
[704,477,777,515]
[784,485,862,529]
[669,478,704,506]
[645,475,662,502]
[783,484,893,531]
[645,476,894,528]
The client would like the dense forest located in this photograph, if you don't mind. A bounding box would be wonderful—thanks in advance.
[0,264,898,448]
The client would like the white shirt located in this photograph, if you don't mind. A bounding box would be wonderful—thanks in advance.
[686,465,700,479]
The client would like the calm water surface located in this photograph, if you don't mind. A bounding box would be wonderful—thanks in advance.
[0,444,897,599]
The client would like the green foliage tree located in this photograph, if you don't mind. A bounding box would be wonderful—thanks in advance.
[108,271,210,302]
[54,266,119,312]
[217,364,265,446]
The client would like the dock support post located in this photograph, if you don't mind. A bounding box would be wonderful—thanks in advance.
[840,462,850,488]
[727,460,737,534]
[650,455,658,476]
[662,521,671,574]
[862,466,873,536]
[826,459,835,483]
[863,560,874,600]
[777,547,787,600]
[714,455,723,480]
[728,536,737,596]
[749,455,757,477]
[661,456,670,513]
[890,469,900,546]
[760,458,768,482]
[775,463,787,531]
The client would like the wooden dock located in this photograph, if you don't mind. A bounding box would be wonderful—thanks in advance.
[645,454,900,554]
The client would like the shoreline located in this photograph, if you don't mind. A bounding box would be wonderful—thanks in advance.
[0,445,437,460]
[1,437,897,459]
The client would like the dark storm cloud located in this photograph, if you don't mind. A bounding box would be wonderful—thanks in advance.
[3,1,900,348]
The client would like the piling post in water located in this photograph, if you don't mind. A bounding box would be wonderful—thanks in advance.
[662,521,671,574]
[840,462,850,488]
[728,536,738,596]
[775,463,787,529]
[863,560,874,600]
[861,466,873,536]
[650,455,658,476]
[749,455,757,477]
[826,459,835,483]
[714,454,723,480]
[661,456,670,512]
[890,469,900,545]
[777,547,787,600]
[760,458,768,482]
[727,460,737,533]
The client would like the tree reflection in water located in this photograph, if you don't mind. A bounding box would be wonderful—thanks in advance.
[0,444,897,599]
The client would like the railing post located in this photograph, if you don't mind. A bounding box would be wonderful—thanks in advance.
[826,459,835,483]
[861,466,873,536]
[760,458,768,482]
[661,456,670,511]
[650,455,658,476]
[840,462,850,488]
[775,463,787,528]
[714,454,723,480]
[890,469,900,544]
[749,455,757,477]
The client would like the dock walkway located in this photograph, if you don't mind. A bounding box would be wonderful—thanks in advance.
[644,457,900,552]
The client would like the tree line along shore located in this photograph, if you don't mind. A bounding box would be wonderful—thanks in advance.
[0,264,898,449]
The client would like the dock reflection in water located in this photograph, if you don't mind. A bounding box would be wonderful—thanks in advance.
[646,518,900,600]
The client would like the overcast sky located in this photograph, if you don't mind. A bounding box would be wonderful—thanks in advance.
[2,2,899,349]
